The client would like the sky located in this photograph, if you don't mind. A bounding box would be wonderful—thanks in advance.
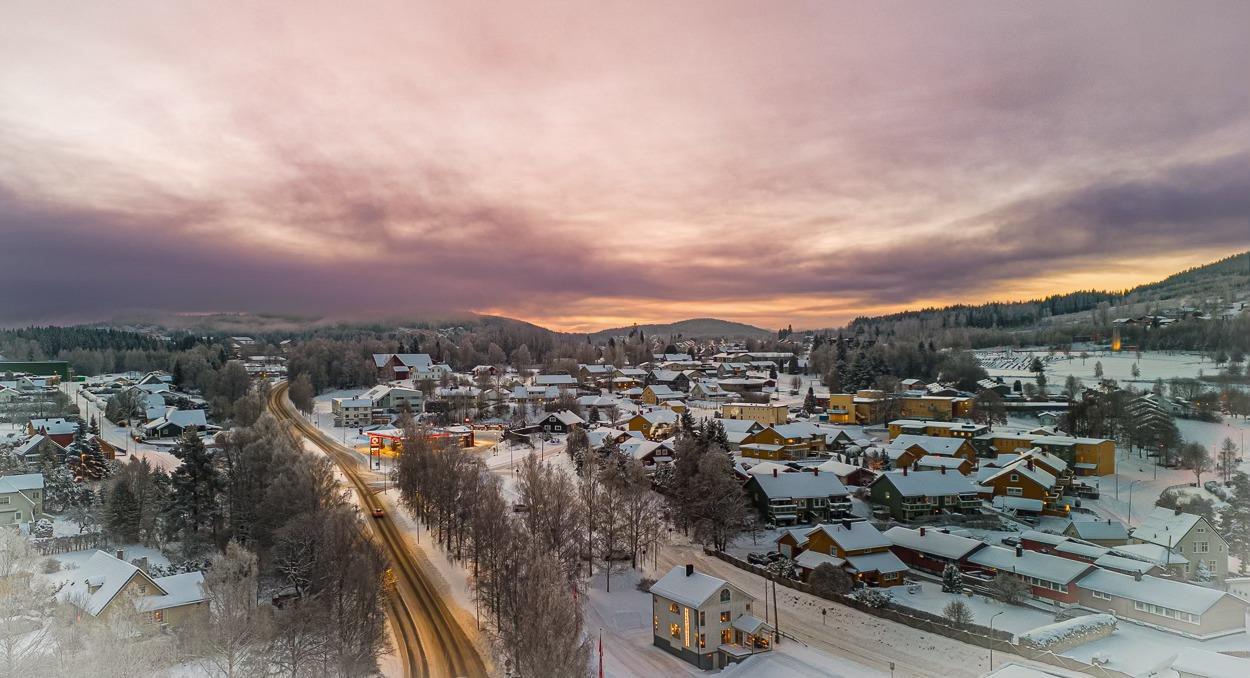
[2,1,1249,333]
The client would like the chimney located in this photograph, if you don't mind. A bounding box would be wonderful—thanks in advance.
[1174,507,1182,516]
[814,468,820,476]
[1027,459,1034,471]
[903,466,908,476]
[1133,571,1142,582]
[919,527,927,537]
[685,564,694,577]
[940,466,946,475]
[773,468,778,478]
[1015,546,1023,558]
[115,549,124,561]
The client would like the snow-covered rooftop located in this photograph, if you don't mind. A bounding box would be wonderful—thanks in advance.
[883,526,986,561]
[1076,569,1229,615]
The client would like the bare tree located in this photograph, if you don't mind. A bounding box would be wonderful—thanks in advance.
[195,541,266,678]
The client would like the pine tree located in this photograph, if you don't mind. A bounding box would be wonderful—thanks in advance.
[1220,472,1250,574]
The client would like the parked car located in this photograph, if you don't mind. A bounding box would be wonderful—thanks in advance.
[747,552,769,566]
[1001,536,1021,547]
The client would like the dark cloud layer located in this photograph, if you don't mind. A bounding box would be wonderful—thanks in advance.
[1,1,1248,330]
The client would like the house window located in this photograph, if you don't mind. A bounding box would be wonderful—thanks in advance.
[653,616,658,631]
[698,633,706,649]
[1195,542,1208,553]
[720,589,731,603]
[13,511,19,520]
[138,584,147,594]
[153,610,164,623]
[720,611,731,623]
[669,603,679,614]
[0,497,9,505]
[1092,590,1111,600]
[1007,487,1023,497]
[699,611,705,626]
[669,623,680,639]
[1009,474,1019,482]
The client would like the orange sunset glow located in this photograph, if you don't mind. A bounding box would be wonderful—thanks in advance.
[2,1,1249,331]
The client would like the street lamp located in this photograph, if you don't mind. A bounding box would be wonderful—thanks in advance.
[1126,480,1142,527]
[988,610,1005,670]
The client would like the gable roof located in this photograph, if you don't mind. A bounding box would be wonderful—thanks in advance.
[1076,568,1230,615]
[979,458,1056,489]
[59,551,164,616]
[883,526,986,560]
[1066,519,1128,542]
[967,545,1092,584]
[650,565,743,609]
[1131,507,1210,547]
[0,473,44,494]
[810,521,890,552]
[871,470,980,497]
[888,434,969,457]
[749,471,848,499]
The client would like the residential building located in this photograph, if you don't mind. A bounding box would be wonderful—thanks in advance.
[650,564,772,670]
[742,468,850,525]
[371,353,437,381]
[887,420,989,440]
[977,457,1066,517]
[331,397,373,427]
[868,469,982,521]
[966,545,1093,605]
[1063,519,1129,546]
[0,473,44,527]
[538,410,584,434]
[143,409,207,438]
[1130,507,1229,582]
[642,384,683,405]
[625,409,678,440]
[58,550,207,627]
[360,384,425,413]
[883,526,986,575]
[886,434,976,470]
[27,417,77,447]
[777,521,907,587]
[720,402,788,426]
[1075,569,1249,638]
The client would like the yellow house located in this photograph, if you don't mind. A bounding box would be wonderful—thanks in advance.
[826,394,856,424]
[898,396,958,421]
[887,420,989,440]
[57,550,208,628]
[740,424,819,460]
[626,410,679,440]
[721,402,788,426]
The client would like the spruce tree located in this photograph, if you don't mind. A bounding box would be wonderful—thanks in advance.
[170,429,222,552]
[106,480,142,543]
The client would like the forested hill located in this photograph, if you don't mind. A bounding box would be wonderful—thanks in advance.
[588,317,773,340]
[847,251,1249,334]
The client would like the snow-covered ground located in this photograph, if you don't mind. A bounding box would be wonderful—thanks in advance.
[981,349,1219,388]
[892,579,1054,637]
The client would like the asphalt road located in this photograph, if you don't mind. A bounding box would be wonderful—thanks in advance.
[268,382,488,678]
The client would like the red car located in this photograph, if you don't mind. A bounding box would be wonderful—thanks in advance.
[370,507,384,518]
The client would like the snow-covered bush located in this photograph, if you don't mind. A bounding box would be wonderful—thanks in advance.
[1195,560,1213,582]
[850,587,893,608]
[1019,614,1116,651]
[766,557,798,580]
[31,518,54,539]
[41,558,62,573]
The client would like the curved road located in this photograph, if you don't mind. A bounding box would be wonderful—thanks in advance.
[268,383,487,678]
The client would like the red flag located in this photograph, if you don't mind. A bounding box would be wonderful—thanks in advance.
[598,630,604,678]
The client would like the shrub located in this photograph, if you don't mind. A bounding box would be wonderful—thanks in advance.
[31,518,54,539]
[42,558,62,574]
[636,577,656,593]
[809,563,853,597]
[942,599,974,625]
[988,573,1030,604]
[850,587,893,608]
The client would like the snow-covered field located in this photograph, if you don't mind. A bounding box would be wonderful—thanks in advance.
[981,349,1218,388]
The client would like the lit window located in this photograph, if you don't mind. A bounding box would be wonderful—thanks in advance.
[698,633,706,649]
[153,610,164,623]
[669,603,679,614]
[653,616,658,631]
[720,611,731,623]
[670,623,680,638]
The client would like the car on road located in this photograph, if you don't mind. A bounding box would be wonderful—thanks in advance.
[371,507,385,518]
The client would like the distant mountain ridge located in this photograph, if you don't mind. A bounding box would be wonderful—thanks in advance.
[845,251,1249,333]
[587,317,772,340]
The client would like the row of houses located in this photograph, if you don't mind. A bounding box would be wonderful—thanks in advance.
[881,522,1246,638]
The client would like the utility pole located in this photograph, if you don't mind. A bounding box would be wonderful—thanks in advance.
[771,579,780,644]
